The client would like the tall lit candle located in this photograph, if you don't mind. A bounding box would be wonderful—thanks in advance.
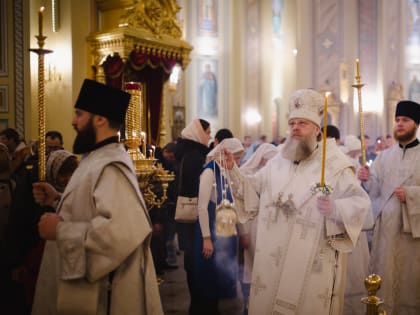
[355,58,360,77]
[320,92,330,187]
[140,132,146,156]
[38,6,45,37]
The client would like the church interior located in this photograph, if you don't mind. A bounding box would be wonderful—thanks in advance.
[1,1,420,314]
[1,0,419,148]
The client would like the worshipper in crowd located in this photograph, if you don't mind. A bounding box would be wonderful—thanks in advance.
[343,135,362,169]
[223,89,371,315]
[174,118,211,314]
[240,135,253,165]
[45,130,64,155]
[3,130,68,314]
[0,143,15,313]
[238,142,278,313]
[326,124,348,154]
[149,141,178,276]
[208,128,233,150]
[325,124,341,144]
[358,100,420,314]
[270,135,285,146]
[359,134,377,165]
[0,127,26,158]
[241,134,268,165]
[384,133,394,149]
[31,79,163,315]
[10,150,78,314]
[194,138,245,315]
[341,134,372,315]
[0,128,31,174]
[0,143,12,241]
[214,128,234,146]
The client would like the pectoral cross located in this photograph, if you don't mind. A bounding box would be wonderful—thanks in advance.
[295,207,317,240]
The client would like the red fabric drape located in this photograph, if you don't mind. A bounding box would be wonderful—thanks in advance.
[102,50,181,144]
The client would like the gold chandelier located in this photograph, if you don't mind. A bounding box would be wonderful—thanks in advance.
[124,82,174,209]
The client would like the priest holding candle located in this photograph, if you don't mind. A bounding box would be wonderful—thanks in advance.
[223,88,371,315]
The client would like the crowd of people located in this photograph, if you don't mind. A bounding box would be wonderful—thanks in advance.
[0,80,419,315]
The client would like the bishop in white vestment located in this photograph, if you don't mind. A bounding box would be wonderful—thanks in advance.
[359,100,420,315]
[228,89,371,315]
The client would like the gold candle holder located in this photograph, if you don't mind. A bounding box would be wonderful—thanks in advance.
[352,59,367,167]
[29,6,53,181]
[123,82,174,209]
[361,274,387,315]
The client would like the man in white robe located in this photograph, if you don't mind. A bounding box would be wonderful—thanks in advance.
[31,79,163,315]
[358,100,420,315]
[225,89,371,315]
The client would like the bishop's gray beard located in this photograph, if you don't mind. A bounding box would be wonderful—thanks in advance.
[281,136,317,162]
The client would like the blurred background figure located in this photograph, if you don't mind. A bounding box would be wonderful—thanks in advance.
[239,142,278,314]
[174,118,211,314]
[4,149,78,314]
[343,135,362,170]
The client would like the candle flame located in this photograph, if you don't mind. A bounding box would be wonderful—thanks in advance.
[39,6,45,13]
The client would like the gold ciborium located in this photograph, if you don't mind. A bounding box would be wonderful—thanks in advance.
[124,82,174,209]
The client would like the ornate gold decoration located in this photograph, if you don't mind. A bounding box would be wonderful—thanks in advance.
[89,0,192,71]
[29,7,53,181]
[361,274,387,315]
[119,0,182,38]
[124,82,174,209]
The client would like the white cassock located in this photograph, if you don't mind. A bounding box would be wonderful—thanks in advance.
[32,143,162,315]
[230,139,370,315]
[364,141,420,315]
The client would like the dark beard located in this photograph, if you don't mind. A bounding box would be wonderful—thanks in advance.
[282,135,316,162]
[393,125,417,143]
[73,118,96,154]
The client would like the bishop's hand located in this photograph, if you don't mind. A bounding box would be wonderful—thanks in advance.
[317,195,334,217]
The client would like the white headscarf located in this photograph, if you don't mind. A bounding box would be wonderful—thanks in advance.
[181,118,210,147]
[240,143,278,175]
[206,138,244,163]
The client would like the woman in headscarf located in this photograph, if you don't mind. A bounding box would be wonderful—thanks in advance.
[46,149,78,193]
[193,138,245,315]
[174,118,211,314]
[239,143,278,312]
